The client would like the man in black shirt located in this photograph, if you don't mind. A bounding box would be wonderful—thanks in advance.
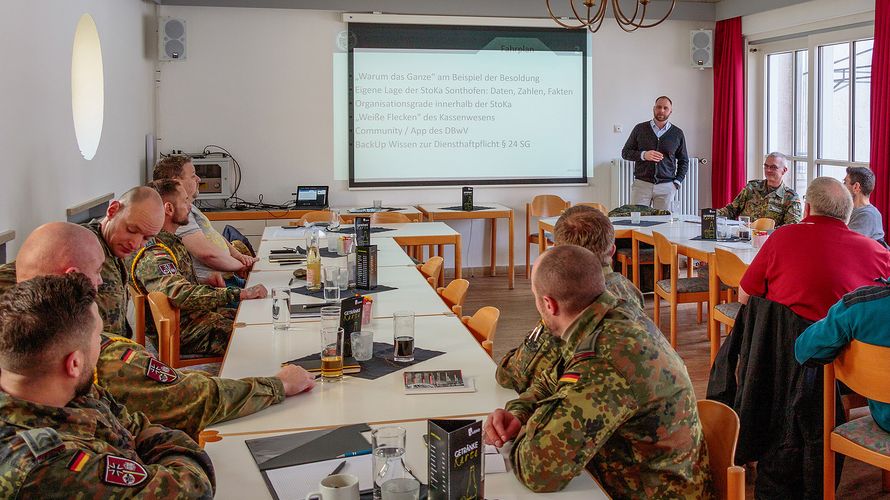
[621,96,689,211]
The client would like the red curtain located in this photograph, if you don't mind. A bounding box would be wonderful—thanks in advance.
[711,17,746,208]
[872,0,890,238]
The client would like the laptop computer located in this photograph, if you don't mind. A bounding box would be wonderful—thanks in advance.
[295,186,329,210]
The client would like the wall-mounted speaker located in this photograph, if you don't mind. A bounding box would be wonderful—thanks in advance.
[159,17,187,61]
[690,29,713,69]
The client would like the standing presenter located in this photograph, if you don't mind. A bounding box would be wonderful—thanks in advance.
[621,96,689,211]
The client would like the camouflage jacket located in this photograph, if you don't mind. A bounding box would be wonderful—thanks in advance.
[0,385,214,498]
[0,222,130,338]
[505,291,712,498]
[717,179,802,227]
[97,334,284,440]
[130,231,240,338]
[495,266,644,394]
[0,263,14,294]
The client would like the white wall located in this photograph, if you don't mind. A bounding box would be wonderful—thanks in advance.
[157,6,714,268]
[0,0,156,257]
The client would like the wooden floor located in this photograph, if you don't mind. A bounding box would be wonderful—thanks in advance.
[462,272,890,499]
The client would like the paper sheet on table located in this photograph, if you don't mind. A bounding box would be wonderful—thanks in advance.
[484,444,507,474]
[264,454,372,500]
[268,227,308,240]
[716,241,754,249]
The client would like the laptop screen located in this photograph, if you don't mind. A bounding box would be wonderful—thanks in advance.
[295,186,329,208]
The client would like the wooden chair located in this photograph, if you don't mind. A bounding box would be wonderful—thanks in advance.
[436,279,469,316]
[575,202,609,215]
[615,243,655,280]
[288,210,334,226]
[525,195,570,278]
[751,217,776,231]
[707,248,747,364]
[127,284,146,346]
[146,292,223,368]
[824,340,890,500]
[652,231,709,348]
[698,400,745,500]
[370,212,414,224]
[462,306,500,357]
[417,256,444,288]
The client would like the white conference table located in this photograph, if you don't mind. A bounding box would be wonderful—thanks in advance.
[252,236,416,272]
[204,419,608,500]
[210,315,516,435]
[237,265,453,326]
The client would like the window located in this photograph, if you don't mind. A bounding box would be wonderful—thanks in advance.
[759,27,873,194]
[71,14,104,160]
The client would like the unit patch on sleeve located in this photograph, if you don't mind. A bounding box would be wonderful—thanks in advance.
[157,263,178,276]
[103,456,148,487]
[17,428,64,462]
[145,357,178,384]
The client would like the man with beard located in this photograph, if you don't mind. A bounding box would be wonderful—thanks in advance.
[717,152,802,227]
[0,274,215,497]
[0,187,165,338]
[131,180,267,356]
[621,96,690,211]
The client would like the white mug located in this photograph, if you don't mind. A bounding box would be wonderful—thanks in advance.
[306,473,360,500]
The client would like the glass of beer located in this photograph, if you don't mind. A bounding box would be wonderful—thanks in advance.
[320,327,345,382]
[392,311,415,362]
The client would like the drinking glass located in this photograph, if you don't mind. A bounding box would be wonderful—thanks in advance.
[738,216,752,241]
[319,327,344,382]
[351,331,374,361]
[392,311,415,362]
[670,198,681,222]
[373,200,383,210]
[371,427,410,500]
[324,266,341,302]
[630,211,641,224]
[716,216,730,240]
[271,287,290,330]
[320,305,341,331]
[327,232,339,253]
[329,209,341,230]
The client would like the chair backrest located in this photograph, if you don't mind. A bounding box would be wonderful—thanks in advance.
[370,212,413,224]
[651,231,677,267]
[576,202,609,215]
[302,210,335,223]
[437,279,469,308]
[127,284,146,346]
[714,248,747,289]
[146,292,181,366]
[528,195,570,218]
[751,217,776,231]
[834,340,890,404]
[697,399,741,500]
[462,306,500,356]
[417,256,444,280]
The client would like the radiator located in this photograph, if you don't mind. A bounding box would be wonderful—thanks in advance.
[611,157,701,215]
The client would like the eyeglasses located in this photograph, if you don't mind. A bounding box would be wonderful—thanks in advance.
[763,163,783,171]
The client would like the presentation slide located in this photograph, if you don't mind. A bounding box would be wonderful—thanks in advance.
[348,24,587,187]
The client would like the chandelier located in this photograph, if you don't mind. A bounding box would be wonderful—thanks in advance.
[546,0,676,33]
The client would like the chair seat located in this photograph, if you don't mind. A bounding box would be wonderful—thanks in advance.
[715,302,742,320]
[656,277,709,294]
[616,248,655,261]
[528,231,554,243]
[834,415,890,455]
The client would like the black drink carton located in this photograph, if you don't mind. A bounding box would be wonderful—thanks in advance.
[338,295,363,358]
[355,216,371,246]
[461,187,473,211]
[701,208,717,240]
[428,419,483,500]
[355,245,377,289]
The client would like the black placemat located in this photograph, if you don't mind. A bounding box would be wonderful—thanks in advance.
[287,342,445,380]
[290,285,398,299]
[293,246,342,259]
[611,219,667,227]
[326,226,397,235]
[689,235,746,242]
[439,205,493,211]
[348,207,404,213]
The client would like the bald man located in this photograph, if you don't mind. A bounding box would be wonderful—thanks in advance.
[483,245,710,497]
[0,222,314,439]
[0,187,164,337]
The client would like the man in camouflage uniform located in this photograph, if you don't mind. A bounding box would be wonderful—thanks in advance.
[484,246,711,497]
[0,221,315,439]
[497,205,645,394]
[0,274,215,497]
[717,152,802,227]
[0,187,166,338]
[131,180,267,355]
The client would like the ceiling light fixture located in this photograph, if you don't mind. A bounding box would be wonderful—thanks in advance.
[546,0,676,33]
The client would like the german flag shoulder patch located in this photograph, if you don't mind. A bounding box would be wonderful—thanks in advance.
[120,349,137,364]
[67,451,90,472]
[559,373,581,384]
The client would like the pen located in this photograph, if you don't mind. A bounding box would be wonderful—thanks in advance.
[328,460,347,476]
[337,449,371,458]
